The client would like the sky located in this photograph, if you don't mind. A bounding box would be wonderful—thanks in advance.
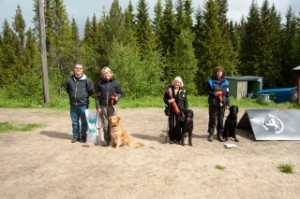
[0,0,299,36]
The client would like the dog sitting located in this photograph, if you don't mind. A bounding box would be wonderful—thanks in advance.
[222,105,239,142]
[181,109,194,146]
[108,115,131,148]
[108,115,144,148]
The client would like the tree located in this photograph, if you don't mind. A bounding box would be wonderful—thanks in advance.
[152,0,164,51]
[173,29,197,94]
[12,5,26,51]
[0,20,19,88]
[196,0,224,94]
[161,0,177,82]
[280,6,299,86]
[216,0,239,74]
[239,1,261,76]
[135,0,153,54]
[258,1,281,87]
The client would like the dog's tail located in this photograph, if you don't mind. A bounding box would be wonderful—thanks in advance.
[132,141,144,148]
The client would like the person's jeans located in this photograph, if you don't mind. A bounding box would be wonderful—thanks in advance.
[70,104,88,139]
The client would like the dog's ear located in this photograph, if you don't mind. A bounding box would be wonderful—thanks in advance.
[117,116,121,122]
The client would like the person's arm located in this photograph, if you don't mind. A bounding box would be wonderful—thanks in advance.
[163,88,170,105]
[87,78,95,96]
[114,82,122,100]
[65,79,70,94]
[95,83,101,110]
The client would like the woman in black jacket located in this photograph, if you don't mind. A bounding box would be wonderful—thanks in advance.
[95,67,122,146]
[163,76,188,144]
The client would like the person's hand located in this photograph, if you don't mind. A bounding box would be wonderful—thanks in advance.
[97,108,101,113]
[168,98,175,104]
[213,91,223,96]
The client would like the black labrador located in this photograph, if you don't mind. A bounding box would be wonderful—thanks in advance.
[181,109,194,146]
[223,105,239,142]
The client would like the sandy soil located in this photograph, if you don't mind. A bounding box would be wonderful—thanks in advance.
[0,107,299,199]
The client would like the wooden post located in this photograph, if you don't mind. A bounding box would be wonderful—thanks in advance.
[38,0,50,103]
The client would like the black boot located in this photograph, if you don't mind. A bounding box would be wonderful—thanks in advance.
[80,135,87,143]
[217,133,224,142]
[208,134,213,142]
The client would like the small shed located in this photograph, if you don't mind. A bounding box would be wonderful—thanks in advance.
[226,76,263,99]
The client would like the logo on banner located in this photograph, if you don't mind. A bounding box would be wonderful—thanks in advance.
[261,114,285,134]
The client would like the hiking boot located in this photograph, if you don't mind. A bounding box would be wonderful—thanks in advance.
[71,138,79,143]
[80,136,87,143]
[217,133,224,142]
[208,134,213,142]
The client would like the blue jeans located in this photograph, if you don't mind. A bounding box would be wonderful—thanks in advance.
[70,104,88,139]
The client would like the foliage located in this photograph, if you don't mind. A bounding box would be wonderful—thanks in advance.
[0,122,43,133]
[0,0,300,105]
[277,164,294,174]
[215,165,226,170]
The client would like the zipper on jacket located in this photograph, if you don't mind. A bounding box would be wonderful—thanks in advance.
[75,79,78,106]
[106,81,110,107]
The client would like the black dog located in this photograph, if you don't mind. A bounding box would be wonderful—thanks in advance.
[222,105,239,142]
[181,109,194,146]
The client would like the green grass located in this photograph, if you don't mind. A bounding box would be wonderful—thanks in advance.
[0,95,299,109]
[215,165,226,170]
[277,164,294,174]
[0,122,43,133]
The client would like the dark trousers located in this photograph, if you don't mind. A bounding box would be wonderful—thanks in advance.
[208,106,225,135]
[168,114,182,142]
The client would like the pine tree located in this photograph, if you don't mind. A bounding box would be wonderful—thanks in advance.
[12,5,26,51]
[70,18,81,60]
[216,0,239,74]
[124,1,136,45]
[193,8,206,93]
[239,1,261,76]
[0,20,19,88]
[280,7,299,86]
[17,29,42,102]
[161,0,177,82]
[136,0,153,54]
[259,1,281,87]
[152,0,164,51]
[196,0,224,93]
[173,29,197,94]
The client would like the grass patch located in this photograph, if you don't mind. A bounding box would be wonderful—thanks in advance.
[0,122,43,133]
[0,95,300,109]
[277,164,294,174]
[215,165,226,170]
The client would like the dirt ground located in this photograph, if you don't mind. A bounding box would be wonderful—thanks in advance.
[0,107,299,199]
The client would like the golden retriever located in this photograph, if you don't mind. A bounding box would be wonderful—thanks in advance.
[108,115,144,148]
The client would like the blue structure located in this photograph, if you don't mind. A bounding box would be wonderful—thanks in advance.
[253,87,297,103]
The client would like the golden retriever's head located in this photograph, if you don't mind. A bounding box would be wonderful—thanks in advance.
[109,115,121,127]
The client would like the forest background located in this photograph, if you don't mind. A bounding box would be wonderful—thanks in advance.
[0,0,300,107]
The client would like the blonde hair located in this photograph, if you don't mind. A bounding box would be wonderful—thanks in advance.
[172,76,184,87]
[101,66,113,77]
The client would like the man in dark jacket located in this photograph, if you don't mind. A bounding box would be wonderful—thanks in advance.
[206,66,230,142]
[65,61,94,143]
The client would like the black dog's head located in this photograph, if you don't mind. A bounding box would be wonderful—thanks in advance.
[229,105,238,116]
[184,109,194,122]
